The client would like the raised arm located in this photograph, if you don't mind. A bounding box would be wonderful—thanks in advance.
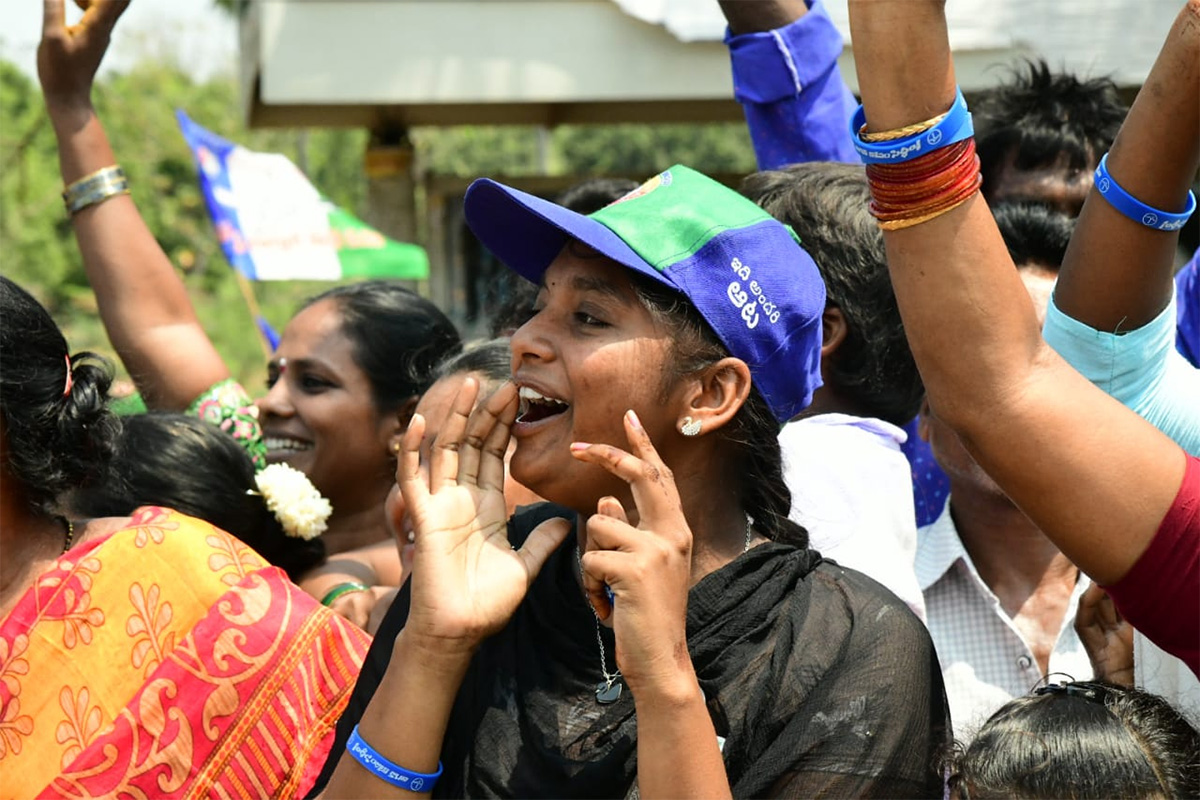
[322,381,569,797]
[1053,12,1199,333]
[845,0,1190,588]
[39,0,231,410]
[720,0,858,169]
[1037,3,1200,454]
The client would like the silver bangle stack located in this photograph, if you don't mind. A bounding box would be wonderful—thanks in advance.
[62,165,129,216]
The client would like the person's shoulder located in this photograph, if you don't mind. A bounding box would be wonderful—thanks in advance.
[800,560,932,642]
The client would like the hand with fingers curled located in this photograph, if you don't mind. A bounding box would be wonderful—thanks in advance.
[397,377,571,654]
[572,409,698,699]
[1074,583,1135,687]
[38,0,130,113]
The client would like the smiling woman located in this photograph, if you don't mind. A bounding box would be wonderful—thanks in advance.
[316,165,951,799]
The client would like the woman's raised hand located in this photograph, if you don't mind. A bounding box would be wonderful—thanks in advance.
[39,0,129,111]
[571,410,696,696]
[397,379,570,652]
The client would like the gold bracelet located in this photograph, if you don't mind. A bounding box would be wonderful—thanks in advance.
[62,165,129,215]
[876,192,979,231]
[859,111,950,143]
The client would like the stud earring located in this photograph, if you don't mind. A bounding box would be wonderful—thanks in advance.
[390,440,401,454]
[680,416,702,437]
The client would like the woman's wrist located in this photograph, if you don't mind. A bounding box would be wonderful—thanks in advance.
[45,96,96,132]
[625,658,704,708]
[395,625,482,668]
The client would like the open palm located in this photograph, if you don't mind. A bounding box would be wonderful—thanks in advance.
[398,379,569,647]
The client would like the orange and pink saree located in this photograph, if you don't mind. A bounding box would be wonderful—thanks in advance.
[0,507,369,799]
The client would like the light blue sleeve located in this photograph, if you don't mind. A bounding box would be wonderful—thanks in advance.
[1043,290,1200,455]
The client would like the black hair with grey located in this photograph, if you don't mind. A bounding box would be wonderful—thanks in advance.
[740,162,923,426]
[434,338,513,387]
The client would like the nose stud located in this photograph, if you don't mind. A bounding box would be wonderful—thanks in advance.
[680,416,702,437]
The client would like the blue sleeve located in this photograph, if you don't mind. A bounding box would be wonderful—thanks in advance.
[1044,289,1200,456]
[725,0,858,170]
[1176,250,1200,367]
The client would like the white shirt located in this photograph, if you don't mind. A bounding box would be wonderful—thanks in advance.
[916,499,1093,738]
[781,413,925,621]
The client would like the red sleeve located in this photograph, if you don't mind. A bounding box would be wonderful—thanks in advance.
[1107,454,1200,676]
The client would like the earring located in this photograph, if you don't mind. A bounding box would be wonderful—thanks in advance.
[390,440,401,454]
[680,416,702,437]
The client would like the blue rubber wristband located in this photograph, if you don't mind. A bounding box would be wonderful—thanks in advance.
[347,725,443,792]
[1094,153,1197,232]
[850,87,974,164]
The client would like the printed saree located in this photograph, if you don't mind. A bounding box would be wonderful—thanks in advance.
[0,507,369,799]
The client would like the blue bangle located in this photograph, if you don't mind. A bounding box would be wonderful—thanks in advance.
[1093,153,1197,232]
[346,725,443,792]
[850,87,974,165]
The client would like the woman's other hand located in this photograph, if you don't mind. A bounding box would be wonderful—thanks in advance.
[571,409,696,698]
[398,378,570,653]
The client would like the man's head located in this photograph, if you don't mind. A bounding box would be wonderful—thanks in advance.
[975,60,1127,216]
[741,161,923,426]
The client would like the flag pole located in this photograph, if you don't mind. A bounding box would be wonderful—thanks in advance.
[234,271,274,361]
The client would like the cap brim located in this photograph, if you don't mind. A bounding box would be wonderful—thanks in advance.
[463,178,670,289]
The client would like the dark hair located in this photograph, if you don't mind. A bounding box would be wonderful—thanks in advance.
[487,178,640,337]
[992,202,1076,271]
[303,281,462,410]
[435,338,513,386]
[947,682,1200,799]
[556,177,640,215]
[740,162,923,425]
[974,60,1126,192]
[0,276,121,514]
[628,273,807,548]
[71,413,325,581]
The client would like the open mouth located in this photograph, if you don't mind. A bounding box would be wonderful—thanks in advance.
[264,436,314,455]
[516,386,570,424]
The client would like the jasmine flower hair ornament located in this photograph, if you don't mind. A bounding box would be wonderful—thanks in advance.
[250,463,333,540]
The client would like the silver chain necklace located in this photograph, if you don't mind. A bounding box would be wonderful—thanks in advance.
[577,518,754,705]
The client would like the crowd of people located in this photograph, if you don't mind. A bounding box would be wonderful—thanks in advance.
[2,0,1198,797]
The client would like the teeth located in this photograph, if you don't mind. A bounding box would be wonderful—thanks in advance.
[264,437,313,452]
[517,386,567,406]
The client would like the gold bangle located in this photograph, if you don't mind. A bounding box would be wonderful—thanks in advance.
[876,192,978,231]
[62,165,129,215]
[860,111,950,143]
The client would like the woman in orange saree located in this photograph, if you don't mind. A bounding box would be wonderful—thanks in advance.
[0,277,369,799]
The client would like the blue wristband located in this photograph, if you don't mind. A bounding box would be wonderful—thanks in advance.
[850,87,974,164]
[1094,153,1197,232]
[346,725,443,792]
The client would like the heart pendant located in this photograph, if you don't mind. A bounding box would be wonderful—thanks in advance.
[595,680,623,704]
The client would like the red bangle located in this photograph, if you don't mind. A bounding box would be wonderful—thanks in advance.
[866,138,982,229]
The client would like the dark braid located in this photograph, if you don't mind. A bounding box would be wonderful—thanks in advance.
[629,275,808,549]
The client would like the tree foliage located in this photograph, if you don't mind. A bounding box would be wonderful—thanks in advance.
[1,55,755,391]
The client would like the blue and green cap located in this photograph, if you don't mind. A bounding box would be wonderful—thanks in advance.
[463,165,825,422]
